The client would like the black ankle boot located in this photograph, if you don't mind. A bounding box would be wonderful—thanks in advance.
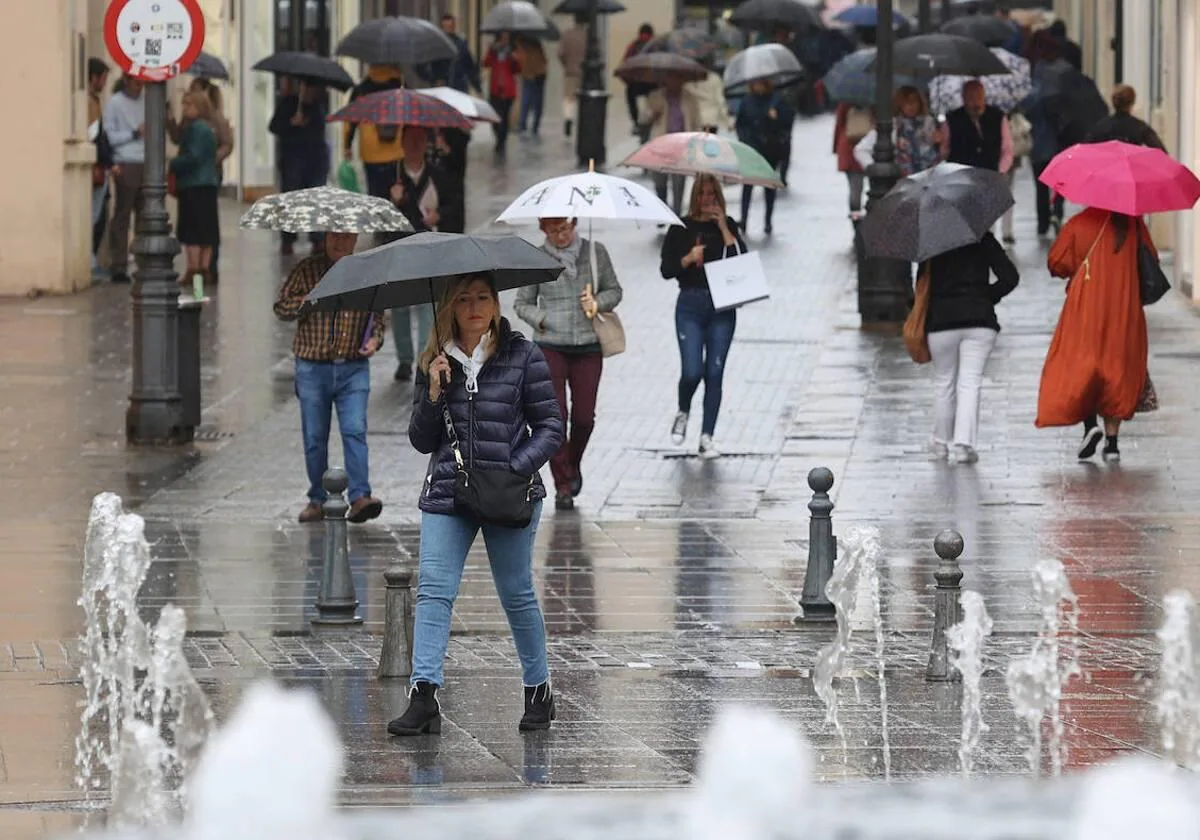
[519,681,555,732]
[387,681,441,736]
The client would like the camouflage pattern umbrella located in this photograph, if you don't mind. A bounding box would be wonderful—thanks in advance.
[239,187,414,234]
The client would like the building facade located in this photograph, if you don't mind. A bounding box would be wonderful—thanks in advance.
[1,0,674,297]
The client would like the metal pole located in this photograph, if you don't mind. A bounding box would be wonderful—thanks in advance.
[798,468,837,622]
[940,0,952,26]
[576,0,609,167]
[918,0,932,33]
[126,81,188,445]
[926,530,965,682]
[854,0,910,327]
[313,468,363,626]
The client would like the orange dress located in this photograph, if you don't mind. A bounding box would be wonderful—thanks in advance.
[1035,208,1151,427]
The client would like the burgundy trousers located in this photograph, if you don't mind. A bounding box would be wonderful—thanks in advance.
[540,347,603,495]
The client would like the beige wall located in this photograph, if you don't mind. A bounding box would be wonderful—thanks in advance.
[0,0,93,297]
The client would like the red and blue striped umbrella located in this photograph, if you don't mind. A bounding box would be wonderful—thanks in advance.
[328,88,473,132]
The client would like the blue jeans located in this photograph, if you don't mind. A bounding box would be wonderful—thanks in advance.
[391,304,436,366]
[519,76,546,134]
[412,501,548,688]
[294,359,372,504]
[676,288,737,436]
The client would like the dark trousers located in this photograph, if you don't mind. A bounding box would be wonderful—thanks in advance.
[519,77,546,134]
[1032,159,1064,233]
[625,87,640,124]
[92,185,109,256]
[108,162,144,275]
[675,288,737,437]
[740,185,777,229]
[779,141,793,185]
[490,96,515,152]
[281,159,329,246]
[541,347,603,495]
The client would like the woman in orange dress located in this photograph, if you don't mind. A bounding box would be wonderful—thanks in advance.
[1035,207,1154,462]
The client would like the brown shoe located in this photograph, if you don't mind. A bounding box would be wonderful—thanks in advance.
[298,502,324,523]
[348,496,383,523]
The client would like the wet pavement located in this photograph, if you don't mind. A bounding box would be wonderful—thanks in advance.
[4,109,1200,833]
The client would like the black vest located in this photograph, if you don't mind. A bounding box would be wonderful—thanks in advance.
[947,106,1004,171]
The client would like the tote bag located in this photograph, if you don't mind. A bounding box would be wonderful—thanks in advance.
[903,265,931,364]
[705,251,770,311]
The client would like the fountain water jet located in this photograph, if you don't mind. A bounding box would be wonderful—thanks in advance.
[948,590,993,776]
[1154,589,1200,769]
[75,493,214,827]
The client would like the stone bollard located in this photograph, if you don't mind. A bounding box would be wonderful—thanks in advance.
[377,562,416,679]
[926,529,965,682]
[312,468,363,626]
[798,467,837,622]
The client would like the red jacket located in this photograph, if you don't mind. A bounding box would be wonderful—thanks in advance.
[484,47,521,100]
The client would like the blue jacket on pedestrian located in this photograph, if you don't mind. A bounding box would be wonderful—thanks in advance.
[419,34,481,93]
[735,90,794,165]
[409,318,563,515]
[169,119,220,189]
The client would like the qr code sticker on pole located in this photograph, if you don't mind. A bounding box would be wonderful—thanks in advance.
[145,38,162,58]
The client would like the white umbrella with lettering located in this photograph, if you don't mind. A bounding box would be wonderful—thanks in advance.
[496,166,682,227]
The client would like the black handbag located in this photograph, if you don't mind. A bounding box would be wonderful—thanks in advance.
[1138,238,1171,305]
[441,402,535,529]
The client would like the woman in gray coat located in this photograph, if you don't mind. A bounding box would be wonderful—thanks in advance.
[514,217,623,511]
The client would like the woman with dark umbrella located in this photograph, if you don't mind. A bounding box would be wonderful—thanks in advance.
[735,79,793,234]
[269,77,330,255]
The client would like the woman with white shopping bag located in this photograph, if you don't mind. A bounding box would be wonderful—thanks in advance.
[659,175,754,460]
[515,217,624,511]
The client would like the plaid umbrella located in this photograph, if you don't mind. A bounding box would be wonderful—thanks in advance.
[336,16,456,66]
[622,132,782,187]
[822,48,923,107]
[615,52,709,86]
[644,28,720,64]
[927,48,1031,114]
[328,88,474,132]
[239,187,414,234]
[861,163,1014,263]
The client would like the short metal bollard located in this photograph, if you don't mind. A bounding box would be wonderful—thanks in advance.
[798,467,837,622]
[313,468,363,626]
[926,529,965,682]
[377,562,416,678]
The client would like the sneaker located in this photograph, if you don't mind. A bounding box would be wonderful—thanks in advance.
[1102,441,1121,463]
[1077,426,1103,460]
[670,411,689,445]
[952,444,978,464]
[298,502,324,523]
[347,496,383,523]
[699,434,720,460]
[928,438,949,459]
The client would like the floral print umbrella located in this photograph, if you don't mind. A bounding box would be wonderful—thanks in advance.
[239,187,414,234]
[622,132,782,187]
[927,48,1031,114]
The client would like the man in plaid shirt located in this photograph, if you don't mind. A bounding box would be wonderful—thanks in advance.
[274,232,387,523]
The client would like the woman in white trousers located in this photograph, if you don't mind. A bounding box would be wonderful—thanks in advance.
[924,232,1020,463]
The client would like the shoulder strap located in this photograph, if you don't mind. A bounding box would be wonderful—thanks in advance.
[439,400,465,468]
[1080,216,1110,283]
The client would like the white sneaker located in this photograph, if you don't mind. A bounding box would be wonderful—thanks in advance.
[952,444,978,464]
[670,411,688,445]
[699,434,720,460]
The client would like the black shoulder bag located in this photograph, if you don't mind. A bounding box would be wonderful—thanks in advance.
[440,401,535,529]
[1138,237,1171,305]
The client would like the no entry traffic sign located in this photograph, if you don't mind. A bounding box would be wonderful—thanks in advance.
[104,0,205,82]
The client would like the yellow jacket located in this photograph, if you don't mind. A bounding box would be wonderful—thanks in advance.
[344,64,405,164]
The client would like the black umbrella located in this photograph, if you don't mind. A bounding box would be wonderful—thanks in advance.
[553,0,625,13]
[1025,59,1109,147]
[253,52,355,91]
[305,232,565,312]
[615,52,709,85]
[188,51,229,80]
[883,33,1011,76]
[940,15,1017,46]
[729,0,823,33]
[861,163,1014,263]
[336,16,456,66]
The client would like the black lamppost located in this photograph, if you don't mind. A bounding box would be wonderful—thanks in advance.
[940,0,952,25]
[127,81,190,445]
[855,0,910,326]
[576,1,609,167]
[918,0,932,33]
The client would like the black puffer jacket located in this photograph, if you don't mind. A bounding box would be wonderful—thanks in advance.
[409,319,563,515]
[925,233,1020,334]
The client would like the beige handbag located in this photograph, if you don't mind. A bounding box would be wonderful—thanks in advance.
[592,310,626,357]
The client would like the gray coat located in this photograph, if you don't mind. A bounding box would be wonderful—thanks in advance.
[514,238,623,349]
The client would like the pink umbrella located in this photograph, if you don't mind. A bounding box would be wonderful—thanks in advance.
[1038,141,1200,216]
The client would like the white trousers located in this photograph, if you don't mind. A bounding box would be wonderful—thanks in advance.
[928,327,998,449]
[997,165,1016,238]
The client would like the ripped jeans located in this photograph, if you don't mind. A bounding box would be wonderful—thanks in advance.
[676,287,737,437]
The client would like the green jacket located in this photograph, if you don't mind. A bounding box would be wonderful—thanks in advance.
[169,119,220,189]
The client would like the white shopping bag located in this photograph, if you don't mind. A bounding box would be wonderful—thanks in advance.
[704,251,770,311]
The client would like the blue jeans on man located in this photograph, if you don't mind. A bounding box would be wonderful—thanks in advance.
[519,76,546,135]
[411,502,548,687]
[675,287,737,436]
[294,358,372,504]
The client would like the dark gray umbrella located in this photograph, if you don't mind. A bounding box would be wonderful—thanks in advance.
[304,232,565,312]
[882,34,1012,76]
[729,0,823,33]
[481,2,559,39]
[615,52,708,85]
[860,163,1014,263]
[723,43,804,96]
[252,52,355,91]
[553,0,625,13]
[188,51,229,80]
[336,16,456,66]
[940,15,1017,46]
